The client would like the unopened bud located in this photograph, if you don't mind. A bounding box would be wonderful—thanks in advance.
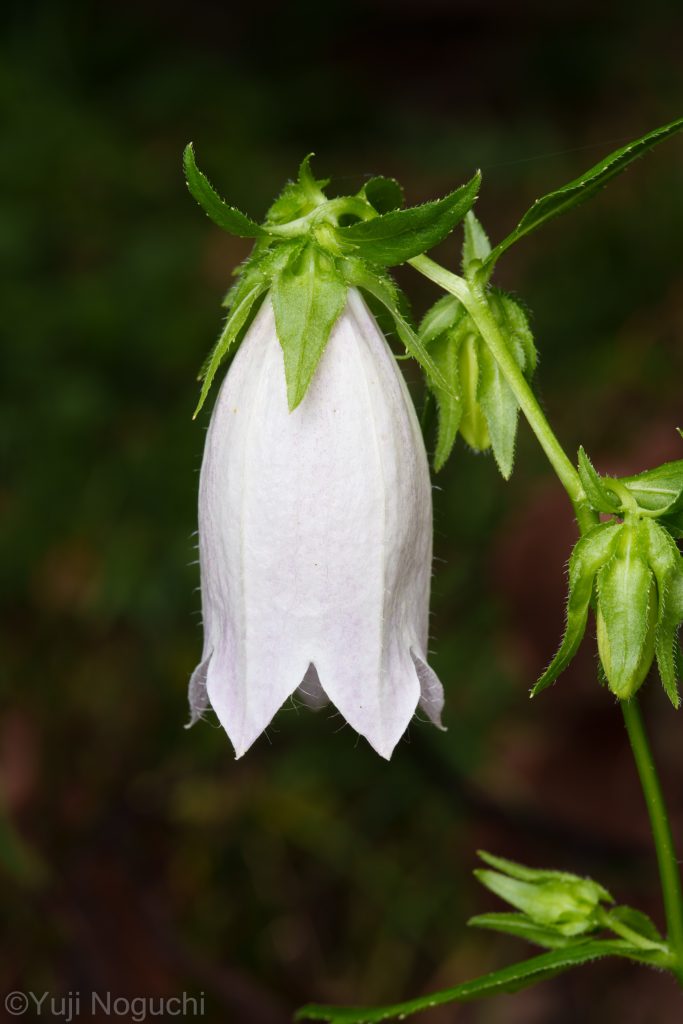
[458,333,490,451]
[475,851,611,937]
[596,523,657,700]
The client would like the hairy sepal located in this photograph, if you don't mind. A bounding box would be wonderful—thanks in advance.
[272,244,347,411]
[532,522,622,696]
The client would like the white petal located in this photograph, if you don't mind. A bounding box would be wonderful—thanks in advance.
[192,289,444,758]
[411,648,446,729]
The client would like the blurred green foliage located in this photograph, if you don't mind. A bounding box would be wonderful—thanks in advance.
[2,2,683,1020]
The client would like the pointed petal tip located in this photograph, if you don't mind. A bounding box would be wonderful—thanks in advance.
[188,652,212,727]
[363,734,399,761]
[411,647,445,729]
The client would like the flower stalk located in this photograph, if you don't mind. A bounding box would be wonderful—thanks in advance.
[622,698,683,983]
[409,254,598,532]
[411,250,683,986]
[184,120,683,1019]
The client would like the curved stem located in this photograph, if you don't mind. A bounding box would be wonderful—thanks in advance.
[409,250,683,984]
[622,697,683,982]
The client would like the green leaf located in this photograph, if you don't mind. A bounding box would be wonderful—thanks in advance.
[360,176,405,214]
[478,345,518,479]
[193,281,268,417]
[341,259,453,395]
[462,210,491,272]
[532,522,623,696]
[468,912,582,949]
[336,172,481,266]
[272,244,347,410]
[621,460,683,515]
[484,118,683,270]
[295,941,661,1022]
[183,143,265,238]
[597,524,656,699]
[577,447,621,514]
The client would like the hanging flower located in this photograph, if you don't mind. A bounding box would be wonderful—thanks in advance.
[188,289,444,758]
[181,149,480,757]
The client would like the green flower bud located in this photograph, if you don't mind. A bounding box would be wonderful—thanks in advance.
[596,523,657,700]
[597,593,657,699]
[458,333,490,451]
[474,852,611,938]
[420,282,536,475]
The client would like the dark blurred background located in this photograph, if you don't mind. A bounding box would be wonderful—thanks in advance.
[2,1,683,1021]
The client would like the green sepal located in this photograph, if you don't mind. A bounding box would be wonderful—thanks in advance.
[262,154,330,228]
[265,183,310,227]
[194,242,305,414]
[430,337,462,468]
[418,298,468,470]
[419,287,534,474]
[670,563,683,622]
[462,210,491,276]
[577,447,621,514]
[478,339,518,479]
[621,460,683,515]
[642,518,682,707]
[484,117,683,272]
[297,153,329,204]
[493,292,537,376]
[532,521,622,696]
[606,906,667,950]
[596,523,656,700]
[477,851,611,898]
[468,912,585,950]
[341,258,453,396]
[336,172,481,266]
[359,176,405,214]
[193,279,268,418]
[272,243,347,410]
[418,294,466,346]
[183,143,266,238]
[479,291,537,478]
[428,334,464,471]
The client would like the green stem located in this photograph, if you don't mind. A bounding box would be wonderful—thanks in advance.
[409,255,596,532]
[409,250,683,983]
[622,697,683,980]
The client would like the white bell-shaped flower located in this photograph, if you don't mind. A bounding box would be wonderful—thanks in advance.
[189,288,444,758]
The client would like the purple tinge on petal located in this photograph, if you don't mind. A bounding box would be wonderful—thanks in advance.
[186,651,212,727]
[296,664,330,711]
[411,648,446,729]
